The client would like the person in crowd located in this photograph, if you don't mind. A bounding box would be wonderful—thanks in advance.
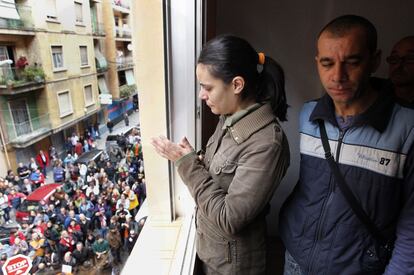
[29,232,46,258]
[22,178,32,195]
[116,194,130,211]
[74,140,83,156]
[70,133,79,152]
[29,169,45,189]
[17,162,31,180]
[59,230,75,257]
[107,224,122,265]
[61,251,77,270]
[35,150,50,178]
[123,113,129,126]
[106,119,114,133]
[5,170,15,183]
[93,123,100,140]
[53,162,65,183]
[125,229,138,254]
[7,188,26,209]
[123,186,139,216]
[63,153,76,167]
[0,191,10,224]
[49,145,58,162]
[387,36,414,106]
[279,15,414,274]
[44,221,60,252]
[151,34,290,275]
[28,157,38,172]
[72,242,91,268]
[92,234,109,264]
[12,237,29,255]
[42,247,61,271]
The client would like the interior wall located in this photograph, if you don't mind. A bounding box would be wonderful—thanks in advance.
[216,0,414,235]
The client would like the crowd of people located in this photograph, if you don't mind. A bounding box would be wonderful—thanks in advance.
[0,122,146,274]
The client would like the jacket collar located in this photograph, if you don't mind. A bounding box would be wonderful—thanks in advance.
[227,103,276,144]
[309,78,395,133]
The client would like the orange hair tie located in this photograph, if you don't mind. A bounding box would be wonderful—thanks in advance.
[258,52,265,65]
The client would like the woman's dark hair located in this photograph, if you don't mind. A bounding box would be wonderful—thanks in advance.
[198,34,288,121]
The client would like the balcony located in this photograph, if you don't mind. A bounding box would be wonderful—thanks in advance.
[0,66,45,95]
[6,113,51,148]
[92,22,105,37]
[119,84,136,99]
[115,25,132,40]
[116,56,134,70]
[0,4,35,35]
[112,0,130,13]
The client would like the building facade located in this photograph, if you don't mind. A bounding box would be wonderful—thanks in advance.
[0,0,135,173]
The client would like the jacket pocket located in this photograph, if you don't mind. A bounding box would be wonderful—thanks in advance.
[196,216,235,274]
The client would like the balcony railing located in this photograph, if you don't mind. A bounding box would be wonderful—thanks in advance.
[92,22,105,36]
[112,0,130,10]
[115,25,132,38]
[116,56,134,70]
[0,66,46,95]
[6,113,51,148]
[0,4,34,33]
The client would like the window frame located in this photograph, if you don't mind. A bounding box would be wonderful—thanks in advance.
[83,84,94,107]
[57,90,73,118]
[51,45,65,71]
[45,0,58,21]
[74,1,84,24]
[79,45,89,67]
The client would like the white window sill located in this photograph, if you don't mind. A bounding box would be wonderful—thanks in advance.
[59,111,73,119]
[53,68,67,73]
[123,212,196,275]
[75,22,86,27]
[80,65,90,69]
[85,102,95,108]
[46,18,61,24]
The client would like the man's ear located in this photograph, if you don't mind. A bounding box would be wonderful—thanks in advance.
[370,49,382,73]
[232,76,245,95]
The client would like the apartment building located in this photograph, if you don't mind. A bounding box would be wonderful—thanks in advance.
[0,0,135,173]
[101,0,136,123]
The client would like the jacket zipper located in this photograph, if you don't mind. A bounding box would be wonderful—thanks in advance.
[307,129,345,274]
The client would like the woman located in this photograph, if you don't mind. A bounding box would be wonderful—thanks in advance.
[151,35,290,274]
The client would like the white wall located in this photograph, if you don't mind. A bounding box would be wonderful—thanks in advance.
[216,0,414,234]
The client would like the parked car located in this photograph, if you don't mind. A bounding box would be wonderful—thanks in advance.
[105,125,140,152]
[15,183,62,222]
[74,149,104,165]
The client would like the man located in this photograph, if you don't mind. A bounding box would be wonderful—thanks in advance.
[35,150,50,178]
[279,15,414,274]
[106,119,114,133]
[387,36,414,106]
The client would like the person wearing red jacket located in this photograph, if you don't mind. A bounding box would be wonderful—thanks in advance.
[36,150,50,178]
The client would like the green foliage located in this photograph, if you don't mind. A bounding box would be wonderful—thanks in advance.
[22,66,45,82]
[120,84,137,98]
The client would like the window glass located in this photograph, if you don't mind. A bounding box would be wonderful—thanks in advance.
[9,99,31,136]
[51,46,64,69]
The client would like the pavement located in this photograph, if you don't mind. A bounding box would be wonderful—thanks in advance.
[45,110,140,184]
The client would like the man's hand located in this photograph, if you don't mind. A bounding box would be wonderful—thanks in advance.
[150,136,194,162]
